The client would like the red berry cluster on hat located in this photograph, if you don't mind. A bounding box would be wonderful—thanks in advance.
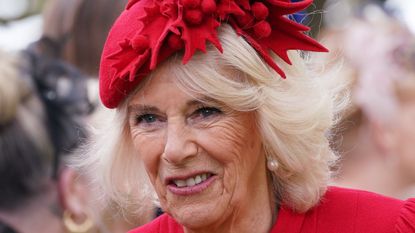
[99,0,327,108]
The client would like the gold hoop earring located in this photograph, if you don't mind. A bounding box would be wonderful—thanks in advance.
[63,210,94,233]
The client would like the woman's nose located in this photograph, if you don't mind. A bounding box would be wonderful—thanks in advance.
[162,122,198,165]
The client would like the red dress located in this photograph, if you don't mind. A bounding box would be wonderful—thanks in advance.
[129,187,415,233]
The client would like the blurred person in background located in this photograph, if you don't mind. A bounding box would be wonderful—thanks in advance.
[41,0,125,103]
[0,0,155,232]
[40,0,155,230]
[324,6,415,199]
[41,0,130,124]
[43,0,156,229]
[0,36,151,233]
[0,47,92,232]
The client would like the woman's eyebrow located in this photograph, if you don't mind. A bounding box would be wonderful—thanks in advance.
[128,104,159,113]
[127,97,219,113]
[186,97,218,107]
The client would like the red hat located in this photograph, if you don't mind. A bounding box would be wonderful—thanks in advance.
[99,0,328,108]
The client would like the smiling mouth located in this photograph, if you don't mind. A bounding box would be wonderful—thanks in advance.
[167,172,216,195]
[171,173,212,188]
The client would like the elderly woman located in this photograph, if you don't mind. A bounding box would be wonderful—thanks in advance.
[78,0,415,232]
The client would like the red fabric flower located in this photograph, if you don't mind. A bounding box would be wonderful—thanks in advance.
[100,0,328,108]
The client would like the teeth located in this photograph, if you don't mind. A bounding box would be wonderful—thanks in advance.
[194,175,202,184]
[186,177,195,186]
[175,180,187,187]
[172,173,211,188]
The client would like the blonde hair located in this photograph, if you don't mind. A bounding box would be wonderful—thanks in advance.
[0,51,28,125]
[0,50,55,209]
[75,24,344,213]
[0,51,50,152]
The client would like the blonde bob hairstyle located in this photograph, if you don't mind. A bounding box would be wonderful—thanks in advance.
[75,24,343,214]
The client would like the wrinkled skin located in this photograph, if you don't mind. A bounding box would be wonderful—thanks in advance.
[128,72,274,233]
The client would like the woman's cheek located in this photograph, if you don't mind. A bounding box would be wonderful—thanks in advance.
[133,132,164,177]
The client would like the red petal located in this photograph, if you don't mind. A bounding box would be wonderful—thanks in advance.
[126,0,140,10]
[266,0,313,15]
[230,19,286,78]
[107,40,151,87]
[235,0,250,10]
[217,0,245,19]
[178,17,222,64]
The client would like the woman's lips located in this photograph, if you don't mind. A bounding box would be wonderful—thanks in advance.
[166,172,216,196]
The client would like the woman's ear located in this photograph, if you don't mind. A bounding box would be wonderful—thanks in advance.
[57,167,91,222]
[369,119,397,157]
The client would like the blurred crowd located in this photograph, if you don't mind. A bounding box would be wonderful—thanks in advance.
[323,7,415,199]
[0,0,155,232]
[0,0,414,232]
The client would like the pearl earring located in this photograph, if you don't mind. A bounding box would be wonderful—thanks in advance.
[267,157,279,171]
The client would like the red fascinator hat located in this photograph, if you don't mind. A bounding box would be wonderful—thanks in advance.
[99,0,328,108]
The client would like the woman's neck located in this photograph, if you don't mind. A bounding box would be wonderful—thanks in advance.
[184,196,275,233]
[0,192,64,233]
[335,152,415,199]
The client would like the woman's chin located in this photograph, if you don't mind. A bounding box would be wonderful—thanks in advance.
[163,181,229,229]
[170,204,223,230]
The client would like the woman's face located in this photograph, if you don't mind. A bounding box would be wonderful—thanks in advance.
[128,72,269,229]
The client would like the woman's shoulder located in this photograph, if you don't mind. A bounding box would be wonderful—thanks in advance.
[274,186,415,233]
[319,186,414,228]
[128,214,183,233]
[131,187,415,233]
[321,186,405,211]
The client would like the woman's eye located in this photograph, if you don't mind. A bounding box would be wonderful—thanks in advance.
[136,114,158,124]
[194,107,222,118]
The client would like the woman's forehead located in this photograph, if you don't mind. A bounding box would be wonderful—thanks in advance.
[133,72,180,97]
[129,74,194,104]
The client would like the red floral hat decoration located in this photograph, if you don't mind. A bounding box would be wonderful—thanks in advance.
[100,0,328,108]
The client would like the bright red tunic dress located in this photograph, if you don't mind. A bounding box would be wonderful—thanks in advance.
[129,187,415,233]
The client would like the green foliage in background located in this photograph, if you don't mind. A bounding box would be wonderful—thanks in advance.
[0,0,47,24]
